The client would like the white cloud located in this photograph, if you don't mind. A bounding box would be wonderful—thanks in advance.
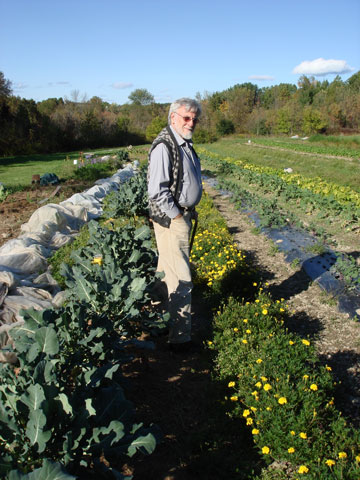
[292,58,354,76]
[248,75,275,81]
[111,82,133,89]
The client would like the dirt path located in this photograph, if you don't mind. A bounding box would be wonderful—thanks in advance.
[123,183,360,479]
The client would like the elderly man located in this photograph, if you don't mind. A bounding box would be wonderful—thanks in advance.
[147,98,202,352]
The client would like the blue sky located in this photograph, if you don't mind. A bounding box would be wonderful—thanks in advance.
[1,0,359,105]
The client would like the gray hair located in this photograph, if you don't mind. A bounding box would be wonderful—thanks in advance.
[168,97,201,124]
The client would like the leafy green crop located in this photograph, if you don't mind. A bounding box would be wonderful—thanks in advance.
[61,220,164,336]
[103,170,148,219]
[0,183,8,202]
[1,171,165,478]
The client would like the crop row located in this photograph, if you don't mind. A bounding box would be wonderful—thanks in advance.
[198,148,360,292]
[192,194,360,479]
[248,137,360,159]
[0,172,165,479]
[198,148,360,210]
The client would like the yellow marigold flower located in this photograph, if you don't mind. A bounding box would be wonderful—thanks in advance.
[310,384,318,391]
[278,397,287,405]
[302,339,310,346]
[242,339,248,344]
[246,329,251,334]
[207,341,213,345]
[303,374,309,380]
[246,417,253,425]
[251,406,257,412]
[252,428,259,435]
[290,430,295,435]
[228,381,236,388]
[355,455,360,462]
[262,309,268,315]
[251,391,258,396]
[243,318,248,323]
[338,452,347,459]
[233,327,239,332]
[230,395,238,402]
[262,446,270,455]
[263,383,272,391]
[325,365,332,371]
[289,340,295,345]
[288,447,295,454]
[261,376,268,382]
[243,409,251,417]
[255,299,260,303]
[256,358,263,364]
[253,282,257,286]
[255,382,262,389]
[298,465,309,474]
[207,281,213,286]
[280,308,285,312]
[325,459,335,467]
[299,432,307,439]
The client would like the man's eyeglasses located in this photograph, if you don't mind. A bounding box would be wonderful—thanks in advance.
[174,111,199,123]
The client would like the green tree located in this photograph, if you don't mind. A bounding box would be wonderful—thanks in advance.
[346,70,360,92]
[302,106,327,135]
[128,88,154,105]
[275,107,292,134]
[216,118,235,135]
[145,116,167,142]
[37,97,64,116]
[0,71,12,97]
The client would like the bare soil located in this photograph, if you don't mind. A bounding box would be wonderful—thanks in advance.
[2,181,360,479]
[0,181,93,248]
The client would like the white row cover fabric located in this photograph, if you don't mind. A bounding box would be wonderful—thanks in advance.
[0,164,136,362]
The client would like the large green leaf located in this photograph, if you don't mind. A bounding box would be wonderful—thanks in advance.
[93,385,132,425]
[0,403,20,439]
[57,393,73,416]
[74,275,93,303]
[127,432,157,457]
[130,276,146,293]
[0,383,19,413]
[11,459,77,479]
[91,420,125,451]
[69,253,92,273]
[25,409,51,453]
[134,224,150,241]
[21,384,45,411]
[35,326,59,355]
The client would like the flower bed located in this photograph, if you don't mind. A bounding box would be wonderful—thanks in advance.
[194,193,360,479]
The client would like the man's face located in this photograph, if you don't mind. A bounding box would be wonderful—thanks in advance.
[171,105,198,140]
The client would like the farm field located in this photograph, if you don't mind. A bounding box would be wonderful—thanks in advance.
[201,135,360,192]
[1,137,360,479]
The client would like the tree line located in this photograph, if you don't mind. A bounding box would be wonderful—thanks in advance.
[0,71,359,156]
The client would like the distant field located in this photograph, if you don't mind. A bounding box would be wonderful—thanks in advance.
[200,135,360,192]
[0,147,120,188]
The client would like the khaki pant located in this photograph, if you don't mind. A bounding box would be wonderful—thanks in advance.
[153,212,193,344]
